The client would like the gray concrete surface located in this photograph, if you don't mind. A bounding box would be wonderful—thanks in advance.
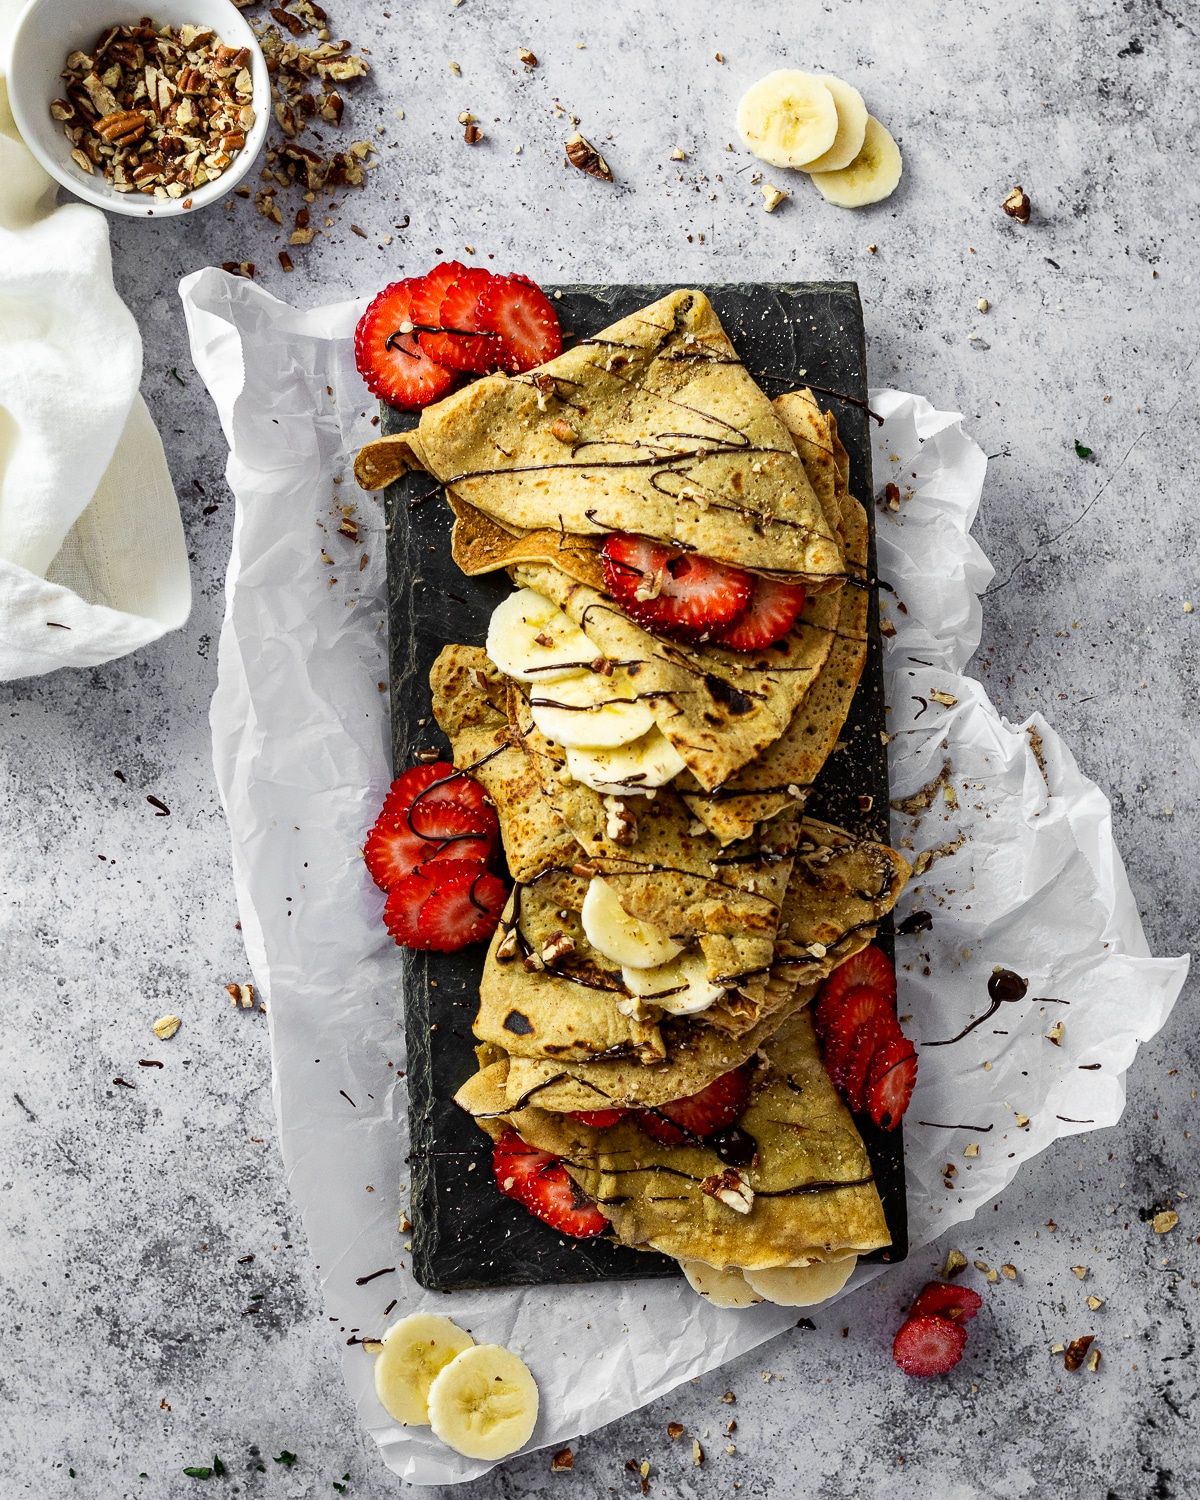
[2,0,1197,1495]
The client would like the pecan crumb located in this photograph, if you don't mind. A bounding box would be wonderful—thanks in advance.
[518,47,538,66]
[550,1448,573,1472]
[152,1014,182,1040]
[1063,1335,1094,1372]
[942,1248,968,1278]
[565,131,612,181]
[1003,185,1032,223]
[667,1422,684,1440]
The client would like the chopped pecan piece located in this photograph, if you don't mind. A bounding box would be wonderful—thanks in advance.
[565,131,612,181]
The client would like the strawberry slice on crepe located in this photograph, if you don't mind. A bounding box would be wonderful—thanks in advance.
[601,533,753,645]
[637,1065,753,1146]
[713,575,807,651]
[492,1129,608,1237]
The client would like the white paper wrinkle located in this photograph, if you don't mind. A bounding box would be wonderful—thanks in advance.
[179,279,1189,1487]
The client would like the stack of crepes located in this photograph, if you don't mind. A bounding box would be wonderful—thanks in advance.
[355,289,913,1309]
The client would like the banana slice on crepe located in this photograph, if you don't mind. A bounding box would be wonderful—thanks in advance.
[742,1256,858,1306]
[373,1312,475,1426]
[622,950,724,1016]
[581,876,683,968]
[527,669,655,750]
[680,1260,764,1308]
[427,1343,539,1460]
[809,116,902,207]
[566,728,686,796]
[487,587,598,682]
[798,75,868,172]
[737,69,838,168]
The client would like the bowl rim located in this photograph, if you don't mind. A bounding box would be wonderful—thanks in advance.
[5,0,271,219]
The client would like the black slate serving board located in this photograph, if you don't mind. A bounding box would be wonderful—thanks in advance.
[382,283,907,1290]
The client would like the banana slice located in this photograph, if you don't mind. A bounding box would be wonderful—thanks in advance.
[808,116,902,208]
[373,1312,475,1426]
[622,950,724,1016]
[426,1343,539,1460]
[680,1259,764,1308]
[742,1256,858,1307]
[736,69,838,169]
[528,669,655,751]
[798,75,868,173]
[565,728,686,795]
[487,588,599,683]
[581,876,684,969]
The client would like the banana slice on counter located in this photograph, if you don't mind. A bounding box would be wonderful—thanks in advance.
[680,1260,765,1308]
[565,728,686,795]
[808,116,902,207]
[426,1343,540,1460]
[527,669,655,751]
[742,1256,858,1307]
[581,876,684,969]
[798,75,868,173]
[487,588,599,683]
[736,69,838,169]
[622,950,725,1016]
[373,1312,476,1426]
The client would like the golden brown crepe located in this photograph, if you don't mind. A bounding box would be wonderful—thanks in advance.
[458,1008,890,1270]
[356,291,846,585]
[677,397,870,843]
[445,492,609,593]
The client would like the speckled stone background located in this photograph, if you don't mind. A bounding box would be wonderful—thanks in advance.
[2,0,1197,1495]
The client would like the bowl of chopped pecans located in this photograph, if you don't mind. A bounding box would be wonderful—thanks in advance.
[6,0,271,217]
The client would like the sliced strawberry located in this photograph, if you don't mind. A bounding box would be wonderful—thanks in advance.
[379,762,498,840]
[818,983,898,1066]
[365,801,496,890]
[382,864,434,947]
[815,945,897,1023]
[416,267,504,374]
[409,260,467,337]
[892,1313,967,1376]
[637,1065,752,1146]
[492,1129,607,1237]
[477,274,563,372]
[601,533,753,645]
[354,277,457,410]
[713,576,807,652]
[831,1015,902,1114]
[413,861,507,952]
[909,1282,983,1323]
[865,1034,918,1131]
[568,1108,629,1128]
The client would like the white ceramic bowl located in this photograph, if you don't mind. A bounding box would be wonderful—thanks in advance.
[6,0,271,218]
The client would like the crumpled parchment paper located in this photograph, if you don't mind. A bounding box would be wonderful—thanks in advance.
[180,272,1189,1486]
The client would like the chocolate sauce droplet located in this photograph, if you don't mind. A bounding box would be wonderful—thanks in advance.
[708,1125,757,1167]
[987,968,1028,1003]
[897,909,933,935]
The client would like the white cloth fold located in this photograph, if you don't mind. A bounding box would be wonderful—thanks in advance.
[0,7,189,681]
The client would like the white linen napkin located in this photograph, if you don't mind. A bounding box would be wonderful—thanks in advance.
[0,4,189,681]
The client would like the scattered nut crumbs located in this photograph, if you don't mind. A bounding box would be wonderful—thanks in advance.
[1002,185,1032,223]
[963,1143,979,1158]
[691,1439,704,1467]
[667,1422,684,1441]
[227,982,256,1008]
[1071,1265,1088,1280]
[518,47,537,66]
[52,21,256,199]
[1153,1209,1180,1234]
[929,689,958,708]
[942,1249,968,1278]
[1087,1295,1103,1311]
[761,182,788,212]
[1085,1347,1101,1373]
[720,1390,736,1403]
[1046,1021,1064,1046]
[1063,1335,1094,1372]
[564,131,612,181]
[360,1338,383,1353]
[550,1449,573,1472]
[152,1014,182,1040]
[1001,1264,1017,1280]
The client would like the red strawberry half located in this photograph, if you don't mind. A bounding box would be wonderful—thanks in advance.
[477,274,563,372]
[418,267,504,374]
[865,1034,918,1131]
[637,1065,752,1146]
[354,277,458,410]
[380,762,498,839]
[414,861,507,952]
[713,575,807,652]
[816,945,897,1019]
[409,260,467,338]
[817,983,898,1061]
[602,533,753,645]
[364,800,495,890]
[568,1109,629,1128]
[892,1313,967,1376]
[909,1282,983,1323]
[831,1015,903,1114]
[492,1129,607,1237]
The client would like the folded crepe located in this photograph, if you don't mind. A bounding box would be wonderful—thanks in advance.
[354,290,845,585]
[509,559,840,791]
[457,1007,890,1271]
[678,397,870,843]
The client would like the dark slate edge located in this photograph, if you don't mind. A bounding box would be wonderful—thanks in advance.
[383,282,906,1289]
